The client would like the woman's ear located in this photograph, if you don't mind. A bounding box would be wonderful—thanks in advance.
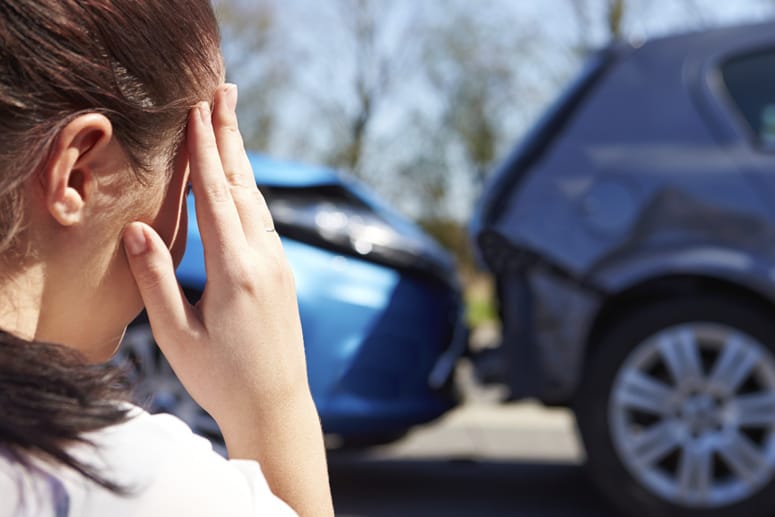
[42,114,114,227]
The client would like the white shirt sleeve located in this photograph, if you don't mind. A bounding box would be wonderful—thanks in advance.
[0,405,298,517]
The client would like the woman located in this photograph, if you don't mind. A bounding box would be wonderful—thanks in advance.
[0,1,334,515]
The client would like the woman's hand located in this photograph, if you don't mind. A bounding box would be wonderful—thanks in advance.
[122,84,333,516]
[124,84,305,426]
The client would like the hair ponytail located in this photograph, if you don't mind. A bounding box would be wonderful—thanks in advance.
[0,331,133,491]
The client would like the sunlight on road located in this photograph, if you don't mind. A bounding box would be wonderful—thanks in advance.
[372,400,583,463]
[365,363,585,464]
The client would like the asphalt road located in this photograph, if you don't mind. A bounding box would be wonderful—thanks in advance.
[327,367,622,516]
[329,457,617,517]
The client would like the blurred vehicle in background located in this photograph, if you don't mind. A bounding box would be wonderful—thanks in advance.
[118,153,467,451]
[472,20,775,517]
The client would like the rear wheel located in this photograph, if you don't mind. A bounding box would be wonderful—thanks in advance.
[114,324,226,455]
[575,297,775,517]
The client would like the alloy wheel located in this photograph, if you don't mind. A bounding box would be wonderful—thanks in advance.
[116,325,226,454]
[609,323,775,508]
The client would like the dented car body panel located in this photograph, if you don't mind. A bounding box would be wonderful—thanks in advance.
[473,21,775,403]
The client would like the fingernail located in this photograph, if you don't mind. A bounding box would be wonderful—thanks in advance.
[225,84,238,112]
[198,101,211,126]
[123,224,148,256]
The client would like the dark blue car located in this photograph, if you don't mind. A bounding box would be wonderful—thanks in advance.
[120,153,466,450]
[472,20,775,517]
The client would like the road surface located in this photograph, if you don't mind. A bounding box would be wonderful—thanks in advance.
[328,366,620,516]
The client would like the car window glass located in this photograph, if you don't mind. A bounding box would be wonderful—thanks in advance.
[721,49,775,149]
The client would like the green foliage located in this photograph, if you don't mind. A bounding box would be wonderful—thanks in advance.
[465,291,498,328]
[416,217,476,273]
[416,217,499,327]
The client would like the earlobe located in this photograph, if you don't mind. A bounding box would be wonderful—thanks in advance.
[51,170,87,226]
[43,114,114,227]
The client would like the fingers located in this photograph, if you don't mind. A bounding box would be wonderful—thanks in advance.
[188,100,249,276]
[212,84,276,243]
[123,222,200,354]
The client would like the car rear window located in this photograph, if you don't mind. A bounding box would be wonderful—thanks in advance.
[721,49,775,149]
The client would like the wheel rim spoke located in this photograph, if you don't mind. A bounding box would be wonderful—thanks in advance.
[630,420,681,466]
[718,431,764,484]
[710,335,760,394]
[733,391,775,427]
[119,327,157,378]
[678,443,713,503]
[658,328,703,384]
[615,369,672,416]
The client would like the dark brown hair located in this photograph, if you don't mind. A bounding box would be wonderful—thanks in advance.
[0,0,221,491]
[0,332,133,492]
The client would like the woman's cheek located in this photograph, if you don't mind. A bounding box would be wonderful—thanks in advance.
[153,154,190,267]
[170,205,188,268]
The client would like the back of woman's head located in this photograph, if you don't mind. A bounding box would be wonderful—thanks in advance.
[0,0,222,492]
[0,0,222,253]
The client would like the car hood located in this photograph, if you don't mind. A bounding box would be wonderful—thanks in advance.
[250,153,342,187]
[178,153,458,288]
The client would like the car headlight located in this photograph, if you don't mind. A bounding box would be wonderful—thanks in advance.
[262,185,455,281]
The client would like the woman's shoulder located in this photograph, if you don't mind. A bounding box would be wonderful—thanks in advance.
[1,405,296,517]
[83,404,297,515]
[0,448,68,517]
[91,403,213,455]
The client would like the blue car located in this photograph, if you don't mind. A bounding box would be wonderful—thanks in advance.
[119,153,466,448]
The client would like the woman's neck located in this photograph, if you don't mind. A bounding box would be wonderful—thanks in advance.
[0,261,45,341]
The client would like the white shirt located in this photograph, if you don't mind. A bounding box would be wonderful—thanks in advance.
[0,405,297,516]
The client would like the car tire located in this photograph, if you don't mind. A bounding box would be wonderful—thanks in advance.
[575,296,775,517]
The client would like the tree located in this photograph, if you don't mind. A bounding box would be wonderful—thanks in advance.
[570,0,627,54]
[321,0,423,177]
[216,0,775,229]
[424,13,530,189]
[215,0,289,152]
[326,0,386,173]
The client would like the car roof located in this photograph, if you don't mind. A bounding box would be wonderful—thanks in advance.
[474,19,775,231]
[634,19,775,57]
[548,20,775,153]
[249,152,342,187]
